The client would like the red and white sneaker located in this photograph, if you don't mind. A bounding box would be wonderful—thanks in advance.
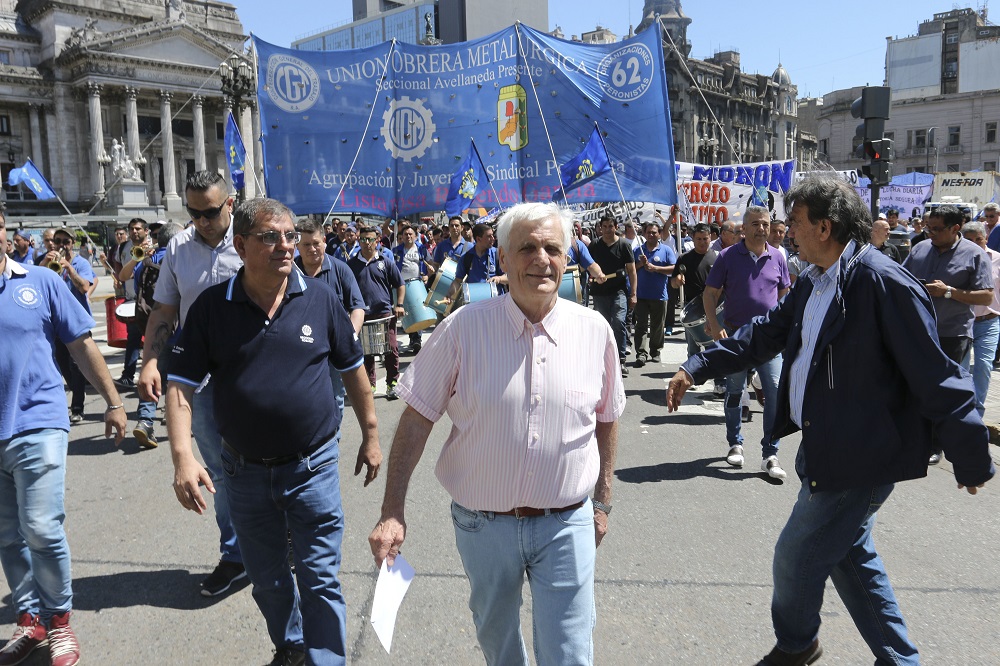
[47,612,79,666]
[0,612,47,666]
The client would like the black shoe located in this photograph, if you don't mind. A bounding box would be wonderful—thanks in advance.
[268,647,306,666]
[200,560,246,597]
[928,451,942,465]
[411,343,421,354]
[133,420,158,449]
[741,406,752,423]
[757,639,823,665]
[115,377,136,389]
[634,353,647,368]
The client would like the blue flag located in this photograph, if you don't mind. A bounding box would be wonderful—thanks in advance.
[225,112,247,190]
[557,127,611,199]
[445,141,489,218]
[7,158,56,200]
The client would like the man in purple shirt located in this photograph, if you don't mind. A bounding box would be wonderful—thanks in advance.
[703,207,791,481]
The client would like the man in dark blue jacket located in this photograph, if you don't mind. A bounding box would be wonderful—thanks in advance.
[667,177,994,666]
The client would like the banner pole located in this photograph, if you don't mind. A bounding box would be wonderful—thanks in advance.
[470,139,503,212]
[594,122,631,220]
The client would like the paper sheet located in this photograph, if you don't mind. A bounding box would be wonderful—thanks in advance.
[370,554,415,653]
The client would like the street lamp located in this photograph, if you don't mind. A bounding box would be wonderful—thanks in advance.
[925,127,938,174]
[219,53,255,202]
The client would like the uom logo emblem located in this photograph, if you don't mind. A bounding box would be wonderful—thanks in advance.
[266,54,320,113]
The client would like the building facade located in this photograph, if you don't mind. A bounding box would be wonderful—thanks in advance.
[0,0,257,221]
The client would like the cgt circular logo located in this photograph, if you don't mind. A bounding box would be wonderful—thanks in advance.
[265,54,321,113]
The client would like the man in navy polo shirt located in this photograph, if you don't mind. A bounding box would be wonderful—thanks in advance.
[349,226,405,399]
[633,220,676,366]
[445,223,507,303]
[431,216,473,269]
[165,198,382,666]
[703,207,791,481]
[0,212,126,666]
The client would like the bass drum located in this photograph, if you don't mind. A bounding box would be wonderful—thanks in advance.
[401,278,437,333]
[680,295,725,348]
[425,257,457,317]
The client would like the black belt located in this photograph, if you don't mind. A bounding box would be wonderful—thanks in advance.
[222,436,331,467]
[492,500,586,519]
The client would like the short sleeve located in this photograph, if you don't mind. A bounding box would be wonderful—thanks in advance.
[166,293,212,387]
[596,319,626,422]
[705,250,728,290]
[153,242,181,307]
[394,316,461,422]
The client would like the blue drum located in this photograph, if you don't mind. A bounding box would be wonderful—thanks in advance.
[401,278,437,333]
[462,281,498,304]
[558,266,581,303]
[425,257,457,317]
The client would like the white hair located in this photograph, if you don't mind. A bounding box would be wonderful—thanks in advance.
[495,202,573,253]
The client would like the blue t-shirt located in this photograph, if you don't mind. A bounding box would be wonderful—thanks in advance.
[61,254,95,314]
[567,240,595,269]
[455,246,503,283]
[633,242,677,301]
[293,255,365,315]
[167,269,363,458]
[433,237,473,265]
[348,251,403,317]
[0,262,95,439]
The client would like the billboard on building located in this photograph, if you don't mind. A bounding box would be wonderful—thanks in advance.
[958,40,1000,93]
[886,34,941,101]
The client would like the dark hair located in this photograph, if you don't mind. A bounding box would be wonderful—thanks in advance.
[233,198,294,236]
[185,170,226,194]
[157,222,184,249]
[358,226,379,237]
[598,215,616,226]
[472,222,492,240]
[709,223,721,235]
[432,226,443,236]
[643,220,661,233]
[296,219,321,234]
[128,217,148,229]
[928,205,964,229]
[783,176,871,246]
[448,216,463,225]
[692,223,711,236]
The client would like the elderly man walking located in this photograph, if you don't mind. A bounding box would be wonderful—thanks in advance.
[370,202,625,666]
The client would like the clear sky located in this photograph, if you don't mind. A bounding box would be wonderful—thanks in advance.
[236,0,973,98]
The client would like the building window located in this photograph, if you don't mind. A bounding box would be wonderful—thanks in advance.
[987,121,997,144]
[0,115,9,135]
[0,50,10,65]
[216,122,224,141]
[819,138,828,156]
[946,33,959,44]
[985,161,997,171]
[948,126,960,147]
[947,164,960,172]
[911,128,926,148]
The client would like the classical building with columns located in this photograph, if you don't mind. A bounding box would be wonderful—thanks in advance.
[0,0,259,222]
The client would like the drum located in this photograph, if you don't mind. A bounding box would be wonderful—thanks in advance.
[115,300,137,324]
[401,279,438,333]
[680,296,725,348]
[360,317,393,357]
[558,266,582,303]
[462,281,498,304]
[105,296,128,349]
[425,257,457,316]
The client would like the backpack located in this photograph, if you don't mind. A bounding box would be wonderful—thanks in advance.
[134,258,161,328]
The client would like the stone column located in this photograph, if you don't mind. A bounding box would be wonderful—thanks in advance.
[240,102,255,198]
[251,100,264,197]
[159,90,181,210]
[28,104,44,174]
[124,86,141,166]
[44,103,60,193]
[192,94,206,171]
[87,82,106,199]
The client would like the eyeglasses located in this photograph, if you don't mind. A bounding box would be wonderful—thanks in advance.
[186,201,228,220]
[359,237,379,244]
[244,230,301,246]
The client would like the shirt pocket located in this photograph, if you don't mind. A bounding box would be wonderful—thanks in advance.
[563,389,599,450]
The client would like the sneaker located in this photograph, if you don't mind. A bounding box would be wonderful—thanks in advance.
[268,647,306,666]
[762,456,787,481]
[386,381,399,401]
[200,560,247,597]
[0,613,47,666]
[713,382,726,397]
[928,451,942,465]
[46,612,79,666]
[114,377,136,389]
[664,328,674,336]
[133,420,158,449]
[650,354,660,363]
[757,638,823,666]
[726,445,744,467]
[411,343,421,354]
[69,412,83,424]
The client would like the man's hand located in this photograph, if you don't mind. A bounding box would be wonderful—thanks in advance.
[924,280,949,298]
[594,508,609,547]
[172,458,215,514]
[393,305,405,318]
[105,407,127,446]
[138,361,162,402]
[958,483,986,495]
[666,370,693,412]
[706,319,728,341]
[369,516,406,567]
[355,438,383,486]
[593,273,607,284]
[628,293,637,308]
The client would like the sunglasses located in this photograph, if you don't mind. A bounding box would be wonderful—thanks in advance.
[245,230,301,246]
[359,237,379,244]
[186,201,227,220]
[52,237,73,246]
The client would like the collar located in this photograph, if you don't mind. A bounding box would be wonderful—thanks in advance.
[735,240,772,258]
[194,221,234,250]
[801,240,856,285]
[293,255,331,275]
[356,250,382,266]
[502,292,561,344]
[2,258,28,279]
[225,266,307,303]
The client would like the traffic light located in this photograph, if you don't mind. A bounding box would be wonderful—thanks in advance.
[851,86,892,186]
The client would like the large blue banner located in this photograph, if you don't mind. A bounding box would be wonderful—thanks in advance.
[254,24,676,217]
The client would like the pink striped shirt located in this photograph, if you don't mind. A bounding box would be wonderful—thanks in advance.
[395,293,626,512]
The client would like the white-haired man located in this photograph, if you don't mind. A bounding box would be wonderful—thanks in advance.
[369,202,625,665]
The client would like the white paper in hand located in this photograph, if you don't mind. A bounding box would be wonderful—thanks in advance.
[370,554,415,653]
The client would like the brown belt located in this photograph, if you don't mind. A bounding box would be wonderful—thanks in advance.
[493,500,586,519]
[975,313,999,322]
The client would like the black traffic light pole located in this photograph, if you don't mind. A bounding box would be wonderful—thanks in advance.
[851,86,893,224]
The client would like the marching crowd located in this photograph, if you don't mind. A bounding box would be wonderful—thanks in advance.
[1,172,998,666]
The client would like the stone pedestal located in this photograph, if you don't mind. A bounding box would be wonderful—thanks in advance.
[106,178,156,218]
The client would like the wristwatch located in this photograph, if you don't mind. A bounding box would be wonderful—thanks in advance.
[592,499,612,515]
[945,287,953,299]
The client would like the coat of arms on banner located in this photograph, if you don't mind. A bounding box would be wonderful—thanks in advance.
[459,168,478,200]
[497,84,528,152]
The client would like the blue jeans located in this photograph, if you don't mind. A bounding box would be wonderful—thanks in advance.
[0,429,72,620]
[592,291,627,360]
[451,500,596,666]
[972,317,1000,417]
[723,334,781,458]
[221,435,346,664]
[121,321,144,381]
[191,382,241,564]
[772,480,918,664]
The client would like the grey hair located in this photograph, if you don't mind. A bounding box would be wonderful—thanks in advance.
[745,205,770,219]
[784,176,872,246]
[984,202,999,214]
[495,202,573,253]
[962,221,987,237]
[233,198,295,236]
[157,222,184,249]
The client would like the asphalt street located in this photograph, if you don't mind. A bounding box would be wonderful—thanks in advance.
[8,278,1000,665]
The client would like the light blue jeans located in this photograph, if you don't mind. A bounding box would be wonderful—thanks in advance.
[451,500,596,666]
[972,316,1000,417]
[191,382,241,564]
[772,480,918,664]
[0,429,72,620]
[723,330,782,458]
